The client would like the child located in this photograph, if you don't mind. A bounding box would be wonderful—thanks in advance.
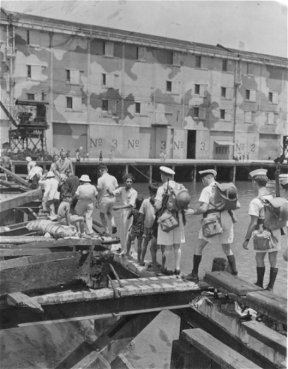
[125,197,144,258]
[139,183,158,266]
[57,194,86,237]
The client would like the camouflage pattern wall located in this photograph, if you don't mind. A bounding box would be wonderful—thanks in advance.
[1,10,287,160]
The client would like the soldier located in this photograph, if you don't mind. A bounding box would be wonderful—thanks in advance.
[185,169,238,282]
[242,169,282,291]
[154,166,186,275]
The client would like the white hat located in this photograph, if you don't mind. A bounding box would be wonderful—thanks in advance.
[160,166,175,176]
[199,169,217,177]
[80,174,91,182]
[46,171,55,178]
[249,169,268,179]
[279,174,288,186]
[26,156,32,162]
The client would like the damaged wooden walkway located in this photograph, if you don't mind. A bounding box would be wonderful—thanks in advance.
[0,275,203,329]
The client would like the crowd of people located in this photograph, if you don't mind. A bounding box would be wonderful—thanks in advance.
[24,150,288,291]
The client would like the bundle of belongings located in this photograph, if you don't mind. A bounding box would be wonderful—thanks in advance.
[26,219,78,239]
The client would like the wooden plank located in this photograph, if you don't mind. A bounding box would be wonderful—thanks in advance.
[6,292,43,312]
[0,237,102,249]
[0,235,53,244]
[204,271,262,296]
[245,291,287,325]
[0,251,84,294]
[0,165,30,187]
[0,248,54,256]
[242,321,287,356]
[0,179,27,191]
[0,188,42,213]
[183,328,262,369]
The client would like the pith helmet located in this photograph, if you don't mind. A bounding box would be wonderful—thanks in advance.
[80,174,91,182]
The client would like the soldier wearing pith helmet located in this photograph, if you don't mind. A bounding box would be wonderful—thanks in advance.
[243,168,281,291]
[185,168,238,282]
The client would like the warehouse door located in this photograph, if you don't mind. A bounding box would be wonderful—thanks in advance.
[187,130,196,159]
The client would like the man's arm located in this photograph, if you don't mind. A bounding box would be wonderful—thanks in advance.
[242,215,258,249]
[185,201,208,215]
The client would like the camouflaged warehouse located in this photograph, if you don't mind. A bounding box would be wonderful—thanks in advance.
[0,8,287,160]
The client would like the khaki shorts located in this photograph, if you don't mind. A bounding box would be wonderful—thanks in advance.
[99,197,116,214]
[59,214,84,225]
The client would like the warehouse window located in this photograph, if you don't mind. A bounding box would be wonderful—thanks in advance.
[245,89,256,102]
[41,92,45,101]
[66,97,73,109]
[102,73,106,86]
[66,69,70,82]
[194,84,200,94]
[221,87,226,98]
[102,99,108,111]
[135,102,141,114]
[27,93,35,101]
[220,109,225,120]
[268,92,273,102]
[26,30,30,45]
[222,59,228,71]
[27,65,31,78]
[193,107,199,118]
[166,81,172,92]
[195,55,201,68]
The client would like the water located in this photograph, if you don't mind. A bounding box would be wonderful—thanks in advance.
[114,181,287,298]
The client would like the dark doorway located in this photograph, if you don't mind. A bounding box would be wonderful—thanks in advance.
[187,130,196,159]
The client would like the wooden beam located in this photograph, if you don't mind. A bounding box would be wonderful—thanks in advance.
[182,328,262,369]
[6,292,43,312]
[242,320,287,356]
[204,271,262,296]
[0,165,30,187]
[0,188,42,213]
[245,290,287,325]
[59,313,158,369]
[0,287,200,329]
[0,237,103,249]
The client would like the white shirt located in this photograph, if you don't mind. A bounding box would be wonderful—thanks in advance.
[43,178,59,201]
[75,183,98,203]
[97,172,118,201]
[114,187,137,207]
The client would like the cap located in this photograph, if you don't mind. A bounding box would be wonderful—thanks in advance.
[25,156,32,162]
[249,169,268,179]
[46,171,55,178]
[80,174,91,182]
[160,166,175,176]
[199,169,217,177]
